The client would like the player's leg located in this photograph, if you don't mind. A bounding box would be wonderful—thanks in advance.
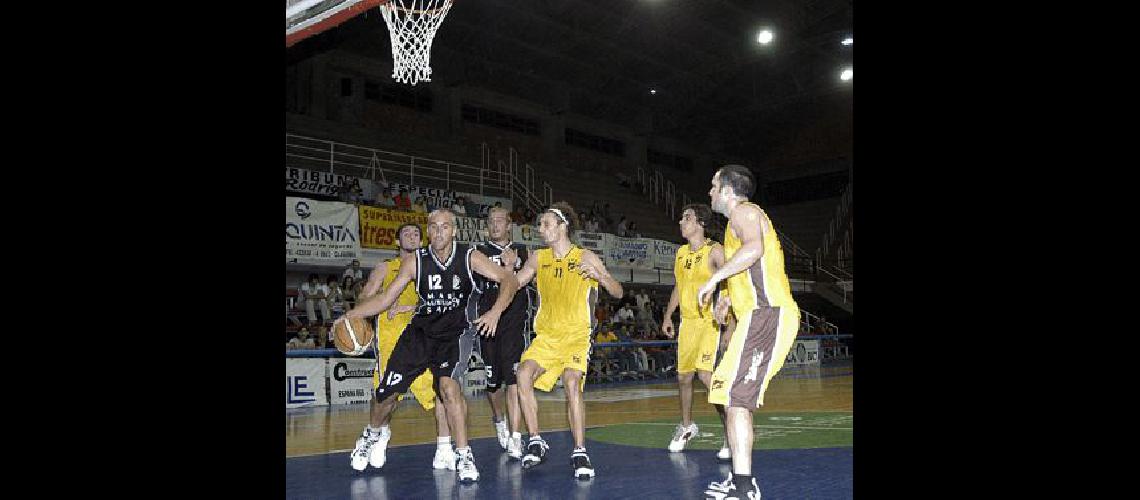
[498,318,527,457]
[706,307,791,499]
[670,319,701,452]
[482,335,510,450]
[696,369,730,460]
[516,358,549,469]
[561,367,594,479]
[353,329,427,471]
[435,329,480,481]
[431,395,455,470]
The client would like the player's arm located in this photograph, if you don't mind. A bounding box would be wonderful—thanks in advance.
[344,252,416,319]
[579,249,623,299]
[698,206,766,306]
[469,250,521,336]
[514,251,539,287]
[661,283,680,339]
[359,260,390,299]
[709,243,732,325]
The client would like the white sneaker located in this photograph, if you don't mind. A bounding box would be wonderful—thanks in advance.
[369,427,391,468]
[507,435,523,460]
[350,429,381,471]
[494,420,509,450]
[668,423,699,452]
[456,448,480,482]
[717,444,731,460]
[433,445,457,470]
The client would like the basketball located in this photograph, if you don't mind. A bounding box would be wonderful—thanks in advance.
[332,317,375,356]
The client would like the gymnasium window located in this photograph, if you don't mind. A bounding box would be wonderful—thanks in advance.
[647,149,694,172]
[367,80,433,112]
[565,128,625,157]
[461,104,540,136]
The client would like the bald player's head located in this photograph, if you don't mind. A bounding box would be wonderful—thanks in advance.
[426,208,457,251]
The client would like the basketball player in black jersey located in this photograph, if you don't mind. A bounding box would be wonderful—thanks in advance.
[343,208,519,483]
[472,206,532,459]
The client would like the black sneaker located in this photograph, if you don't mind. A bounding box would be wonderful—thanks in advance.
[521,437,548,470]
[571,450,595,480]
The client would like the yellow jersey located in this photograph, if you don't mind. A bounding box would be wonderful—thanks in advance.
[674,239,715,319]
[533,246,598,339]
[376,256,420,335]
[724,202,796,316]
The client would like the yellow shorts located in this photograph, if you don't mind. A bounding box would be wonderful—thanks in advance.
[520,330,590,392]
[708,305,799,409]
[374,319,436,411]
[677,317,720,374]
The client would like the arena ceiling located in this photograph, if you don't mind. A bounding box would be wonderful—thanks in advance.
[287,0,853,165]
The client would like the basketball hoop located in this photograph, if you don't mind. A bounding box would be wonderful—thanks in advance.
[378,0,454,85]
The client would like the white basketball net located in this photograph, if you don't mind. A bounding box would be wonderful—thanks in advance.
[378,0,454,85]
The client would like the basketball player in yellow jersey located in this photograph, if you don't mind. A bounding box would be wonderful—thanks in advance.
[349,223,455,472]
[660,204,730,457]
[512,202,623,480]
[697,165,800,500]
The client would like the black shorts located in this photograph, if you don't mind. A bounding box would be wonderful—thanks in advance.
[374,324,476,403]
[478,311,530,391]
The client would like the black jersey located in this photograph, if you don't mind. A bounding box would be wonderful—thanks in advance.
[472,240,529,320]
[411,241,478,336]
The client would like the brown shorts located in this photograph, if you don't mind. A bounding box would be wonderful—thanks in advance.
[708,305,800,409]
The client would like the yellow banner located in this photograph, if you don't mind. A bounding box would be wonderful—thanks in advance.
[357,206,428,249]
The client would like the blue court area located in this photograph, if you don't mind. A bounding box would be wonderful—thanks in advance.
[286,431,851,499]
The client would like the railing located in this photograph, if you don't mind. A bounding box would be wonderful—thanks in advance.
[800,308,840,336]
[286,133,510,198]
[817,182,853,269]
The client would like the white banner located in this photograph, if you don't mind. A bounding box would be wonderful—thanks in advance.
[607,237,655,270]
[784,339,820,366]
[286,197,362,264]
[285,167,363,198]
[286,358,328,408]
[454,216,490,244]
[380,182,456,211]
[328,357,376,405]
[575,231,612,267]
[653,240,681,269]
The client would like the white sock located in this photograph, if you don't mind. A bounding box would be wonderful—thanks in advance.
[455,446,471,456]
[437,437,452,450]
[573,446,586,454]
[366,425,382,437]
[511,432,522,439]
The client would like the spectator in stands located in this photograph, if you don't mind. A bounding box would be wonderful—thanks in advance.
[287,327,316,350]
[595,328,618,344]
[316,324,330,348]
[586,215,600,233]
[617,216,629,237]
[300,273,331,325]
[343,259,364,282]
[412,196,428,213]
[465,198,481,217]
[627,221,641,238]
[394,188,412,211]
[595,300,610,326]
[523,207,536,224]
[339,276,358,310]
[510,206,526,225]
[617,303,636,326]
[338,179,355,203]
[451,196,467,214]
[379,188,396,207]
[327,275,347,312]
[634,289,651,315]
